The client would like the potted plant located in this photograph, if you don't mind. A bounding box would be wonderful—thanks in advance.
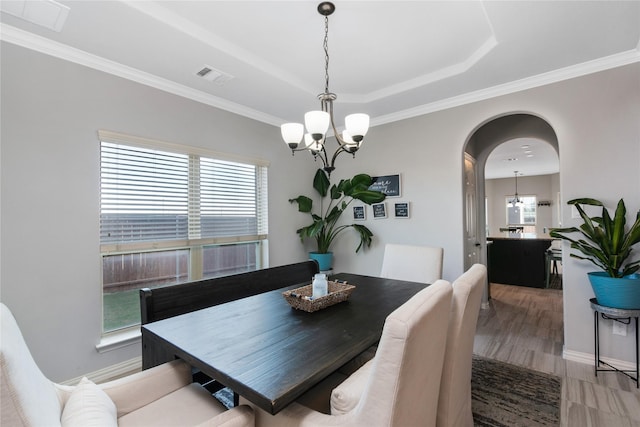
[289,168,386,270]
[549,198,640,309]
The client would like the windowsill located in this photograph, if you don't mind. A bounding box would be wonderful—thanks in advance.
[96,327,141,354]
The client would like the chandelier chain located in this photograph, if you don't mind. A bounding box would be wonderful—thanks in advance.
[323,15,330,94]
[281,2,369,176]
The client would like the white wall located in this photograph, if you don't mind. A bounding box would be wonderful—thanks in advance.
[0,43,313,381]
[344,62,640,363]
[486,174,559,236]
[326,115,468,282]
[2,40,639,380]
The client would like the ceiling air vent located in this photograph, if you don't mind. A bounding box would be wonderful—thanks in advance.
[195,66,234,85]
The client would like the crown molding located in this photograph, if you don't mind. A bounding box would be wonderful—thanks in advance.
[373,47,640,127]
[346,35,498,104]
[341,1,497,104]
[2,24,639,129]
[0,24,283,127]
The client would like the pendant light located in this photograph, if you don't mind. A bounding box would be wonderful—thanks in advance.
[510,171,524,207]
[280,2,370,176]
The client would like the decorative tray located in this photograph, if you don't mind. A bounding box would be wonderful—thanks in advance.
[283,281,355,312]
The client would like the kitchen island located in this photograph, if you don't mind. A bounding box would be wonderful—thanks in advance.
[487,233,554,288]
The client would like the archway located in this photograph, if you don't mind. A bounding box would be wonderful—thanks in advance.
[463,113,559,305]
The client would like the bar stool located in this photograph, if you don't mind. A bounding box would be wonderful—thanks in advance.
[545,240,562,288]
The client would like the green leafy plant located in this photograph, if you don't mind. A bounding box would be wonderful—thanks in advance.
[549,198,640,278]
[289,169,386,253]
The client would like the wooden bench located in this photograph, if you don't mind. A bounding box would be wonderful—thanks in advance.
[140,260,319,369]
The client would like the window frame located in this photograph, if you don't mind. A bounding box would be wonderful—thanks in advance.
[98,130,269,334]
[505,194,537,226]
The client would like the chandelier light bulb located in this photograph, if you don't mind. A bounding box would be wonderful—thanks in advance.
[342,130,354,144]
[304,133,324,153]
[304,111,330,141]
[345,113,370,142]
[342,131,360,153]
[281,123,304,148]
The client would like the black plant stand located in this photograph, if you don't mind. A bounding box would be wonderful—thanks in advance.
[590,298,639,388]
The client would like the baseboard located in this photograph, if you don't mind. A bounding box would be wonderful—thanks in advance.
[563,347,636,371]
[61,356,142,386]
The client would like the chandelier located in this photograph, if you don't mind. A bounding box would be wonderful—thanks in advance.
[280,2,370,176]
[510,171,524,207]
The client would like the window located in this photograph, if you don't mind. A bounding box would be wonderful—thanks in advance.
[505,195,537,233]
[99,131,268,332]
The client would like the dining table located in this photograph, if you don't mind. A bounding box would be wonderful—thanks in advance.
[140,272,429,415]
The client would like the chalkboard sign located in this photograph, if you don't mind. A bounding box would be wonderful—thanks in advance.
[372,203,387,219]
[369,174,401,197]
[394,202,410,218]
[353,206,366,220]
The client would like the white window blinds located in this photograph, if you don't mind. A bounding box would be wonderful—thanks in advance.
[101,143,190,243]
[193,157,262,238]
[99,131,268,252]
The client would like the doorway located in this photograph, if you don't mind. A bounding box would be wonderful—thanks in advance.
[463,113,559,305]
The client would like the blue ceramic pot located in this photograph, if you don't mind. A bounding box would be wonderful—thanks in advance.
[588,271,640,309]
[309,252,333,271]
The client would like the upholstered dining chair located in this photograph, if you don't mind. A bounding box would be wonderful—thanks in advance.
[0,303,254,427]
[436,263,487,427]
[240,279,453,427]
[330,264,487,427]
[380,243,444,284]
[336,244,444,377]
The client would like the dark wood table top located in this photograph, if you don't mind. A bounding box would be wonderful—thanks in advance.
[141,272,428,414]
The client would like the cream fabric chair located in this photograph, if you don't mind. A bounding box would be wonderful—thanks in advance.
[436,263,487,427]
[240,279,453,427]
[331,265,487,427]
[380,243,444,284]
[336,243,443,377]
[0,303,254,427]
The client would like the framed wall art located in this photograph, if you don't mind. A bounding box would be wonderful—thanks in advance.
[369,174,401,197]
[372,202,387,219]
[394,202,410,218]
[353,205,366,220]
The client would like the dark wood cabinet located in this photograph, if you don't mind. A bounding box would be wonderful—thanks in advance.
[487,237,552,288]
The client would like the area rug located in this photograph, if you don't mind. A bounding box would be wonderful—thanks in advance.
[471,355,561,426]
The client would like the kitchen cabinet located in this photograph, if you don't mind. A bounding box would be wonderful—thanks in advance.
[487,235,553,288]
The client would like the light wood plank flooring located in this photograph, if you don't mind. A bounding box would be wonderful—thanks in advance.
[474,283,640,427]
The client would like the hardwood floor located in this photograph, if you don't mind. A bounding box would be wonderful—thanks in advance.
[474,283,640,427]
